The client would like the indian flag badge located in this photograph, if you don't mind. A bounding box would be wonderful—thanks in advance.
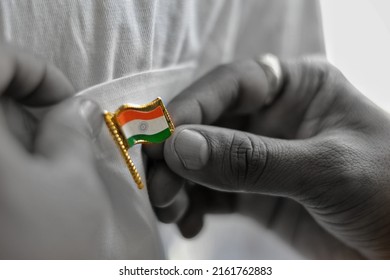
[104,97,175,189]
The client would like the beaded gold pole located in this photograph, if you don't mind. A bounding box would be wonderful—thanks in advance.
[104,111,144,189]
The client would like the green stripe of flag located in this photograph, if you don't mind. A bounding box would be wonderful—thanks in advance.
[127,128,171,147]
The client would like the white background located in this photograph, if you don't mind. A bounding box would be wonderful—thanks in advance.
[321,0,390,112]
[1,260,389,280]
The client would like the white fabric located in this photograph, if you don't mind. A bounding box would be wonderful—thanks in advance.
[0,0,324,259]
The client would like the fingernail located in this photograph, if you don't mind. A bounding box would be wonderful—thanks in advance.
[174,129,209,170]
[79,99,102,138]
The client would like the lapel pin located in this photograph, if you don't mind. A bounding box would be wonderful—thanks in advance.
[104,97,175,189]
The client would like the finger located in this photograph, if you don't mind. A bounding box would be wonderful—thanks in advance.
[0,98,39,151]
[164,125,326,197]
[154,187,189,223]
[34,98,103,161]
[0,106,28,161]
[248,57,331,139]
[168,57,331,127]
[147,162,186,207]
[148,160,190,223]
[145,57,335,158]
[168,60,272,125]
[0,45,74,153]
[177,186,236,238]
[0,44,74,106]
[177,204,204,239]
[143,60,271,159]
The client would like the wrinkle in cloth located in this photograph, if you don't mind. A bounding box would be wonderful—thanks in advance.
[0,0,324,259]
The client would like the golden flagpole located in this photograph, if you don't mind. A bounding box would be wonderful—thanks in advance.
[104,111,144,189]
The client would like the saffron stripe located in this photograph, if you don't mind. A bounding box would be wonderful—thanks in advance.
[127,128,172,147]
[117,106,164,126]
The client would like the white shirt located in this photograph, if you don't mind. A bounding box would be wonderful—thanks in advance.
[0,0,324,259]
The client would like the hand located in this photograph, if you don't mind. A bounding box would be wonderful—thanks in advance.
[0,45,112,259]
[145,57,390,259]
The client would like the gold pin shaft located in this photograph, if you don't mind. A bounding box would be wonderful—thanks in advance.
[104,111,144,189]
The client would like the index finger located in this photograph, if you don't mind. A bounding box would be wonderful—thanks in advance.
[144,59,272,158]
[169,60,271,126]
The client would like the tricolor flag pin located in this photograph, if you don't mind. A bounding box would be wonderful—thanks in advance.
[103,97,175,189]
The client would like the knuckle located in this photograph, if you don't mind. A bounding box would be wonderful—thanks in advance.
[299,55,331,71]
[282,56,332,102]
[302,136,376,212]
[316,137,349,170]
[299,56,348,90]
[314,136,363,186]
[222,133,266,190]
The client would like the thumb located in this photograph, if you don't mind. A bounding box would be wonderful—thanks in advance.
[164,125,318,196]
[34,98,103,161]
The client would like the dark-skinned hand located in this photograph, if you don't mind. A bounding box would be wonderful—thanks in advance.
[145,57,390,259]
